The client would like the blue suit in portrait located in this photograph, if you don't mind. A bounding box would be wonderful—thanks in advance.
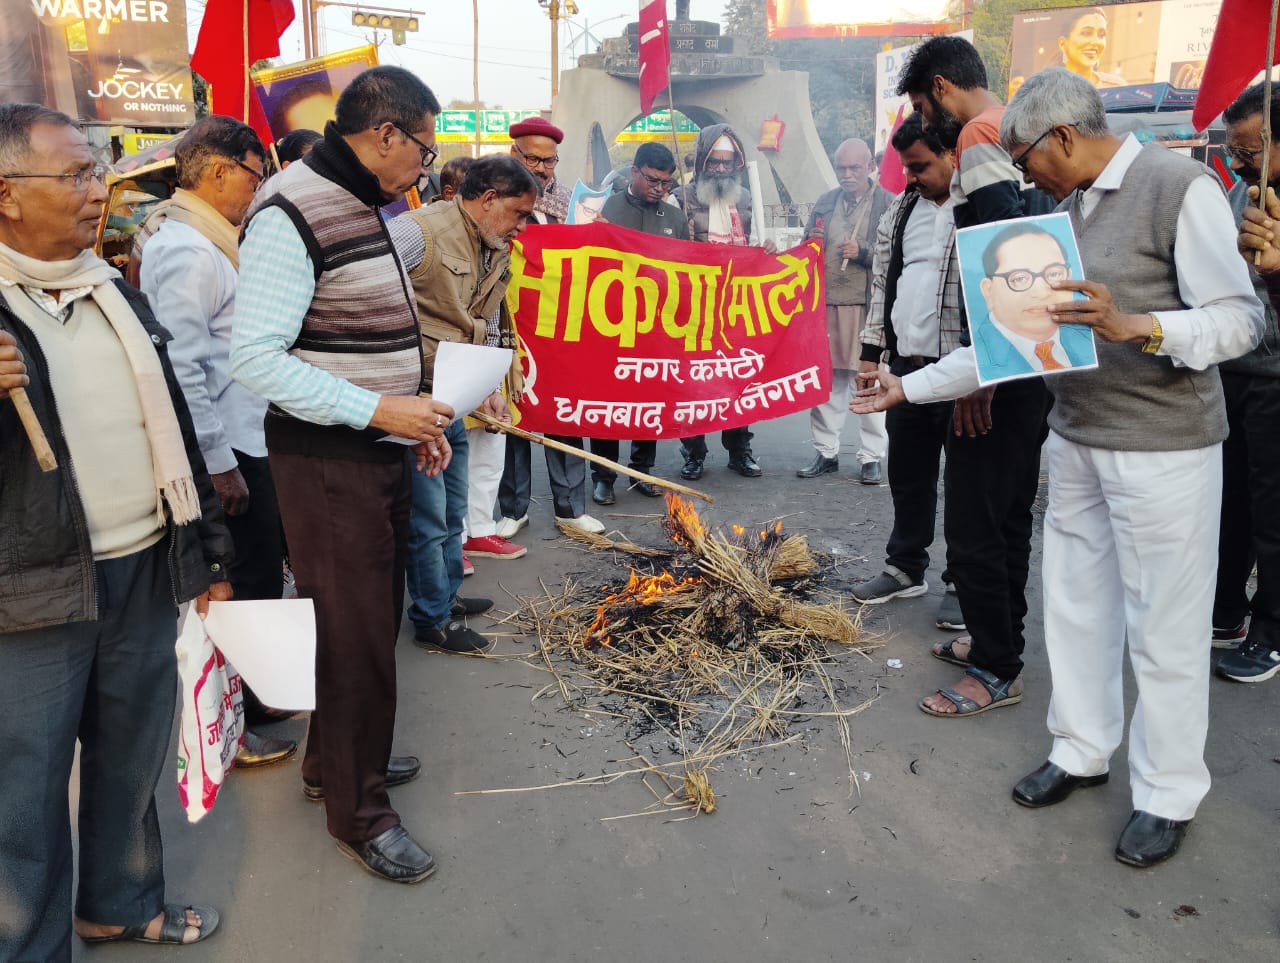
[973,317,1096,383]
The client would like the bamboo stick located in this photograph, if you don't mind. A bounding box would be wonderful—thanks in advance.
[9,387,56,472]
[469,410,713,504]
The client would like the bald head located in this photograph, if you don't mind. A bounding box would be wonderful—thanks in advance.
[834,139,873,198]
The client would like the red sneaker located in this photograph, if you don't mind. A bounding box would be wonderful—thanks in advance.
[462,553,475,577]
[462,535,528,559]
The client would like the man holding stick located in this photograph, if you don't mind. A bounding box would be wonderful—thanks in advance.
[0,103,231,953]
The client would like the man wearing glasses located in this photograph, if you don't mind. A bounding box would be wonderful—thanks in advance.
[136,116,298,769]
[232,67,453,885]
[972,223,1095,378]
[798,137,890,487]
[588,141,690,506]
[496,117,604,539]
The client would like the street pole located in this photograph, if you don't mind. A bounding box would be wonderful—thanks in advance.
[474,0,481,158]
[550,0,559,101]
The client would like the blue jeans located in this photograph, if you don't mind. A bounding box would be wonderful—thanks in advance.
[407,420,469,633]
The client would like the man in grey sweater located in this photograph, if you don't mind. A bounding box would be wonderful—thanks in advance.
[852,69,1264,868]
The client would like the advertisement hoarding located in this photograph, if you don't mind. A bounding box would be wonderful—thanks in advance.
[0,0,195,126]
[767,0,955,39]
[1008,1,1222,107]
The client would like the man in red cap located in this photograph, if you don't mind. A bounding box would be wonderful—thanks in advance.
[495,116,603,543]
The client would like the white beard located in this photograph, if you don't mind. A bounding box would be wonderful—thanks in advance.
[701,172,740,203]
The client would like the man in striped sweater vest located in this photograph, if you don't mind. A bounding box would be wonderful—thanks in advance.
[231,67,452,885]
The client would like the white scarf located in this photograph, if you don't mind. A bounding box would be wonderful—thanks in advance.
[0,241,202,524]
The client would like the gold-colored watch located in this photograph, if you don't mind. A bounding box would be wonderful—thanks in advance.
[1141,313,1163,354]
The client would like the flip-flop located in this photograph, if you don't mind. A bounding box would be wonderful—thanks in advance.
[920,666,1022,718]
[931,636,972,667]
[80,903,220,945]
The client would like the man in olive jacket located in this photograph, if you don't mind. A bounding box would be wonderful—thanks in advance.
[0,104,232,956]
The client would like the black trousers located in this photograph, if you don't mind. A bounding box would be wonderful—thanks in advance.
[0,541,177,962]
[270,450,410,844]
[680,426,753,462]
[225,451,284,718]
[883,358,954,582]
[499,434,586,519]
[588,438,657,485]
[1213,371,1280,648]
[944,378,1051,681]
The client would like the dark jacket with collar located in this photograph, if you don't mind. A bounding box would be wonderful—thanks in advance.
[600,189,690,240]
[0,278,232,633]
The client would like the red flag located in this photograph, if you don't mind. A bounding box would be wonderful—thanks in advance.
[638,0,671,116]
[191,0,296,144]
[1192,0,1279,131]
[877,105,908,195]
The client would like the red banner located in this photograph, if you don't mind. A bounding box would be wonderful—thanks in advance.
[506,223,831,440]
[637,0,671,116]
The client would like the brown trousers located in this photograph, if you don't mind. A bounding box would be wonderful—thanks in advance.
[269,449,411,843]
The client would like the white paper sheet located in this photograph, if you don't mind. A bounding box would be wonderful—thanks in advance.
[432,342,513,424]
[203,599,317,711]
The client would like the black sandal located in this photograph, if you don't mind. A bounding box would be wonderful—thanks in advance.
[80,903,219,945]
[920,666,1022,718]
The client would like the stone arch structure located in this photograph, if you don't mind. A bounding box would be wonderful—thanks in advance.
[553,58,835,210]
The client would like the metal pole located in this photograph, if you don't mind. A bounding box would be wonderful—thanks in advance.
[550,0,560,101]
[473,0,481,158]
[310,0,321,58]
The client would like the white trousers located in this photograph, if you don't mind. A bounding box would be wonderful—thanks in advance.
[1042,432,1220,821]
[465,426,506,539]
[810,367,887,463]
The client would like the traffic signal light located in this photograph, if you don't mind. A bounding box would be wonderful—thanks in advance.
[351,12,420,45]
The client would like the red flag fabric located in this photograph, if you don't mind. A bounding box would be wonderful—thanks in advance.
[638,0,672,116]
[877,105,908,196]
[1192,0,1279,131]
[191,0,296,144]
[506,223,831,439]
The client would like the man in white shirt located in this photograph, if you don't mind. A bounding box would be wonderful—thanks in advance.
[854,69,1264,868]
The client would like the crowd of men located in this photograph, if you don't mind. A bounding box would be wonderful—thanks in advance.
[0,34,1277,956]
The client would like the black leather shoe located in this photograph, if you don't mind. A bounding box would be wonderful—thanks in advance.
[235,730,298,769]
[1115,810,1189,868]
[680,456,704,480]
[727,452,762,477]
[1012,761,1109,808]
[336,825,435,883]
[859,461,883,485]
[414,621,494,655]
[797,454,838,478]
[303,755,421,802]
[451,596,493,617]
[592,480,615,505]
[628,479,663,497]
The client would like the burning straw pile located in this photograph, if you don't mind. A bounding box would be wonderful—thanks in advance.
[493,495,881,817]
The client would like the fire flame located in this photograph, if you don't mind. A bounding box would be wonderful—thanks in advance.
[665,493,707,548]
[585,568,701,647]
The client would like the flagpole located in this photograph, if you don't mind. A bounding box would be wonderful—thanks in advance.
[666,84,689,218]
[1259,0,1278,215]
[243,0,251,125]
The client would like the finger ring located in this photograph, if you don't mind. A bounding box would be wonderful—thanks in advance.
[435,416,443,428]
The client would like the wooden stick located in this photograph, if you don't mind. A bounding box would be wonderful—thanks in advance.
[469,410,714,504]
[9,387,56,472]
[1256,0,1279,267]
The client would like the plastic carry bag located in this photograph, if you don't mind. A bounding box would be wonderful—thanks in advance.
[175,606,245,823]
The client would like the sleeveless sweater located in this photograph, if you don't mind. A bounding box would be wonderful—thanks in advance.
[1050,144,1227,452]
[249,129,423,461]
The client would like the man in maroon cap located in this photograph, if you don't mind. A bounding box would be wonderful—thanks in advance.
[495,116,603,544]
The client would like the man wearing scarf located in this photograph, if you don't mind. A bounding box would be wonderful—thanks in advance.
[0,103,231,954]
[137,116,297,767]
[674,124,775,480]
[231,67,452,885]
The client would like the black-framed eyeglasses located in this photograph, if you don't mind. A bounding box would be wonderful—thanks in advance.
[1,163,107,191]
[512,142,559,170]
[234,159,265,190]
[637,169,676,191]
[1012,129,1055,174]
[392,123,439,169]
[1225,144,1265,165]
[991,262,1071,292]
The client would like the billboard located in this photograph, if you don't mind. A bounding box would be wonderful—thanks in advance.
[767,0,955,39]
[251,45,379,143]
[0,0,195,126]
[1008,1,1223,106]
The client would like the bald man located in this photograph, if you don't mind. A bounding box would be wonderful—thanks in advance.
[798,138,891,485]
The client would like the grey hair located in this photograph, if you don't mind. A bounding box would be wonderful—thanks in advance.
[0,103,77,175]
[1000,68,1109,154]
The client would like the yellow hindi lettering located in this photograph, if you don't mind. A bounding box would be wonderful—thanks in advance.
[586,256,660,349]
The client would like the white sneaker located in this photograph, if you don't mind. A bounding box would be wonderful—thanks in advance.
[560,514,605,535]
[495,514,528,539]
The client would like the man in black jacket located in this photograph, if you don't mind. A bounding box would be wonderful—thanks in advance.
[589,142,690,504]
[0,103,231,955]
